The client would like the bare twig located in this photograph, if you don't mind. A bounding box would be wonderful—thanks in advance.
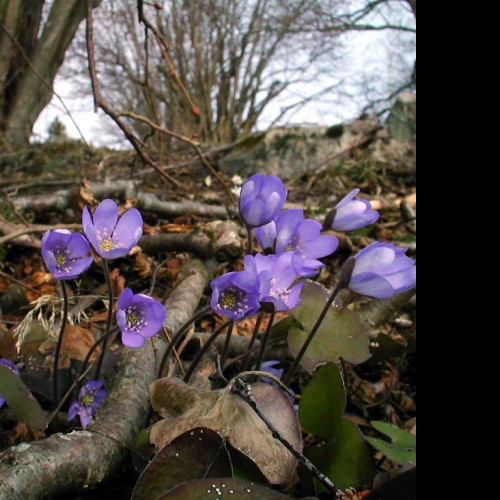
[84,1,180,189]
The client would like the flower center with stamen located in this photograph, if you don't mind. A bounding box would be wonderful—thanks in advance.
[126,306,146,333]
[56,253,67,267]
[218,287,250,316]
[221,290,238,310]
[82,395,94,406]
[101,238,115,252]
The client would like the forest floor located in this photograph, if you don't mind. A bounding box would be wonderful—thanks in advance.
[0,137,416,499]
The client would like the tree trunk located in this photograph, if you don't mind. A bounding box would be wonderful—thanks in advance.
[0,0,102,148]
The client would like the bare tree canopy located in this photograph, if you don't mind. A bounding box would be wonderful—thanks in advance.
[62,0,414,152]
[70,0,346,147]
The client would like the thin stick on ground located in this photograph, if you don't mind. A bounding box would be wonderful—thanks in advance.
[183,319,234,384]
[231,378,341,496]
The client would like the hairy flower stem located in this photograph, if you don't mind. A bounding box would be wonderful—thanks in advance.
[255,312,276,370]
[80,327,119,383]
[284,258,356,386]
[157,305,212,378]
[241,312,264,372]
[53,281,69,410]
[246,225,254,255]
[47,365,94,428]
[220,323,235,369]
[95,260,114,381]
[184,320,233,384]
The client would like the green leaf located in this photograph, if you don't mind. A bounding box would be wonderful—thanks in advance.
[269,316,301,341]
[299,363,346,440]
[132,428,232,500]
[289,281,371,373]
[367,421,417,466]
[0,365,47,430]
[306,418,376,492]
[157,478,310,499]
[226,442,270,486]
[132,426,155,474]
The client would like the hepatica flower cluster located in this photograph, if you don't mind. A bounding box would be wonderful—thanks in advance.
[40,199,166,426]
[212,173,416,320]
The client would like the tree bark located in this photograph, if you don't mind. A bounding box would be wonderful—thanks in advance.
[0,258,211,499]
[1,0,102,147]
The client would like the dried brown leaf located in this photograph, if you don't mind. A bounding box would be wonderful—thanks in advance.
[61,325,101,365]
[134,252,153,278]
[109,267,126,297]
[160,224,195,234]
[150,378,302,486]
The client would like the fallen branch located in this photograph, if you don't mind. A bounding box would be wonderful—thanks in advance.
[139,221,243,261]
[9,180,237,220]
[0,223,82,248]
[0,259,211,499]
[357,289,416,334]
[0,218,44,248]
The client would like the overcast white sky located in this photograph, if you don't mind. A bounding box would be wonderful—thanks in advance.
[33,7,415,148]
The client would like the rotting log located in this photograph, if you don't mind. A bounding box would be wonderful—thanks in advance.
[0,259,212,500]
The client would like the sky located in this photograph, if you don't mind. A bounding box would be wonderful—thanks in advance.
[32,5,415,148]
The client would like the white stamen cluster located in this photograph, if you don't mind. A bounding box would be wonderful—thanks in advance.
[217,288,250,316]
[269,278,291,305]
[55,248,76,274]
[96,226,124,252]
[125,305,149,333]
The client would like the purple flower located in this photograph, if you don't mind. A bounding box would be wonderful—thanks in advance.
[349,242,416,299]
[255,210,339,277]
[0,359,20,409]
[244,252,304,312]
[83,199,143,259]
[211,271,263,320]
[260,360,284,382]
[239,174,288,227]
[68,380,107,428]
[41,230,94,280]
[331,189,380,232]
[117,289,167,348]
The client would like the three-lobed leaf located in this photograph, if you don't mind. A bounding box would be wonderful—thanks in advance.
[366,421,417,466]
[288,282,371,373]
[299,364,375,492]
